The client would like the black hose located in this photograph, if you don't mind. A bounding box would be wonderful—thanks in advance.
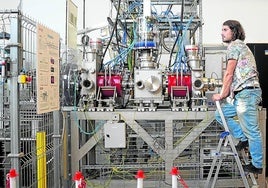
[168,0,184,68]
[100,0,121,70]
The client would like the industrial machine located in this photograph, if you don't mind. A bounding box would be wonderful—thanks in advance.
[61,0,265,187]
[0,1,265,188]
[63,0,222,113]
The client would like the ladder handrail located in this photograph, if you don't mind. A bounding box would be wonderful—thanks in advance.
[204,100,254,188]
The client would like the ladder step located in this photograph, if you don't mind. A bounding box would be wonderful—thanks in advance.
[220,151,237,156]
[204,101,255,188]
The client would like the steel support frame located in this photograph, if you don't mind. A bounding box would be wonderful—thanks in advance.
[69,109,266,187]
[70,110,215,182]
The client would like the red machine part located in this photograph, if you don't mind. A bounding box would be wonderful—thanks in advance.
[97,74,123,97]
[167,74,192,97]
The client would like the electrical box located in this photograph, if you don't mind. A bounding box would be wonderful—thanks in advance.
[104,121,126,148]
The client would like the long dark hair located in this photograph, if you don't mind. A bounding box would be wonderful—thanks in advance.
[223,20,246,41]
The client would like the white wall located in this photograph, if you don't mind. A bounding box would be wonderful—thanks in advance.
[72,0,111,30]
[1,0,268,44]
[74,0,268,44]
[0,0,21,9]
[203,0,268,44]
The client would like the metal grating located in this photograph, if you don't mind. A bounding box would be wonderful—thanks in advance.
[0,10,58,188]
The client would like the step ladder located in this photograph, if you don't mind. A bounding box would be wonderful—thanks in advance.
[204,101,258,188]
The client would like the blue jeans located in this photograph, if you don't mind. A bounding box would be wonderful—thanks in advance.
[215,88,263,168]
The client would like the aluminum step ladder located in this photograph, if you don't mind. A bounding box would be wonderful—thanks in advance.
[204,101,258,188]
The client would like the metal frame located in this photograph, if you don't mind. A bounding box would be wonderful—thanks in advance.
[0,10,61,188]
[69,109,266,187]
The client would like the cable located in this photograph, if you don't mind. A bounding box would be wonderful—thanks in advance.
[103,23,137,69]
[100,0,121,70]
[169,15,195,70]
[168,0,185,68]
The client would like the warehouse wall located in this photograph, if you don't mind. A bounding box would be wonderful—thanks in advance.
[70,0,268,44]
[1,0,268,44]
[203,0,268,44]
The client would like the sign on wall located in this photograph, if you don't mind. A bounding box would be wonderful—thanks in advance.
[36,24,60,114]
[67,0,78,49]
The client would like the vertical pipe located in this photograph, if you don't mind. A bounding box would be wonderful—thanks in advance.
[36,131,47,188]
[143,0,151,17]
[9,12,22,188]
[53,111,61,188]
[62,111,69,187]
[83,0,85,29]
[165,120,173,182]
[83,0,86,59]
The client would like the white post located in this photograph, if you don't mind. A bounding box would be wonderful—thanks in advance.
[73,171,83,188]
[170,167,178,188]
[135,169,145,188]
[8,169,18,188]
[172,174,177,188]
